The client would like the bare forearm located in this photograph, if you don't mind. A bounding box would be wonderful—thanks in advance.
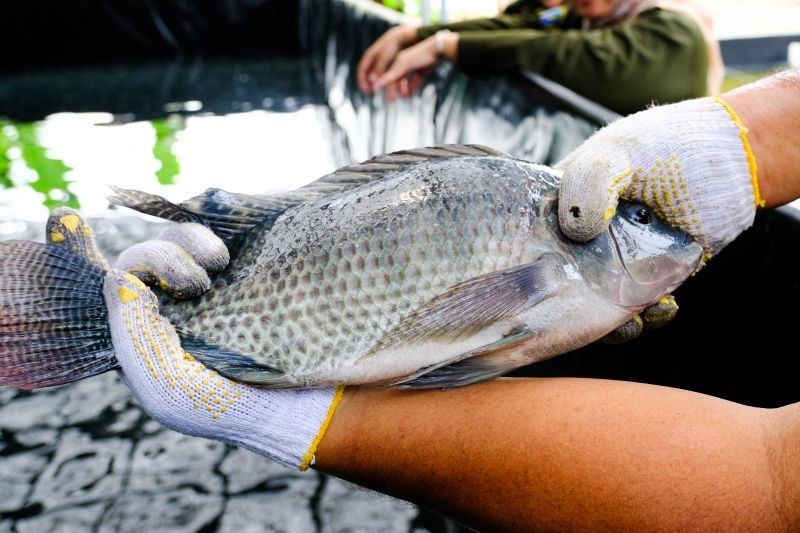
[316,378,790,531]
[724,69,800,208]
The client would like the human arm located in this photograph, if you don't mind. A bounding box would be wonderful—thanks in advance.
[454,8,706,114]
[723,70,800,208]
[558,69,800,260]
[317,377,797,531]
[373,9,707,113]
[358,4,551,96]
[416,13,543,38]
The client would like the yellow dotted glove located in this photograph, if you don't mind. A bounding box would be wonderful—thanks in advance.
[46,209,344,471]
[558,97,764,263]
[105,270,344,470]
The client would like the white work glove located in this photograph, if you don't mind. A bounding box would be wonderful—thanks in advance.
[558,97,764,263]
[99,219,344,470]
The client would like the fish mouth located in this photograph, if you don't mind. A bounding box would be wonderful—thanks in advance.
[607,224,633,295]
[607,224,668,310]
[607,223,702,309]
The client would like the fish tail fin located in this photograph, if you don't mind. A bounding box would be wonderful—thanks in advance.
[0,210,117,389]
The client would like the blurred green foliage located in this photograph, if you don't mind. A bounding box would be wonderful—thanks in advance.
[380,0,441,23]
[721,67,788,93]
[17,123,78,210]
[152,116,185,186]
[0,116,186,211]
[0,121,13,188]
[382,0,405,10]
[0,122,79,210]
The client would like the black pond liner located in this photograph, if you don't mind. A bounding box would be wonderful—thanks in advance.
[1,0,797,408]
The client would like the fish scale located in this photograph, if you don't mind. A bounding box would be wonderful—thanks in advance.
[161,157,548,380]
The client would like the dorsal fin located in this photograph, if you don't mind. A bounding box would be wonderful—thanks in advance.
[109,144,509,249]
[298,144,510,195]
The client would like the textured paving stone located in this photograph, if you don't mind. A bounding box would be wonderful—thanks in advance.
[0,451,49,512]
[219,447,297,494]
[98,488,224,532]
[320,477,418,533]
[30,429,132,510]
[0,387,19,406]
[58,373,130,426]
[15,503,106,533]
[0,390,66,431]
[14,428,59,449]
[219,478,318,533]
[128,430,226,494]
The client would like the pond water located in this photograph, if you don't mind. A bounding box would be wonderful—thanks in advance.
[0,55,594,231]
[0,59,342,229]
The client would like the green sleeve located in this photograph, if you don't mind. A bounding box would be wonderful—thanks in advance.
[417,14,540,40]
[455,9,709,115]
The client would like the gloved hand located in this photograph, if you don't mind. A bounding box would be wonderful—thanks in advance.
[62,213,343,471]
[558,97,764,264]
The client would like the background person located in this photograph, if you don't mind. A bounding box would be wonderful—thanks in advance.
[358,0,724,115]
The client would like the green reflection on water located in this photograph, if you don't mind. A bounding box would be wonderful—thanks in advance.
[0,121,13,188]
[152,115,185,186]
[0,120,79,210]
[17,123,78,210]
[0,115,186,212]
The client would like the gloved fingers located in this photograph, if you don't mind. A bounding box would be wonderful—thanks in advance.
[158,223,229,273]
[600,314,643,344]
[103,268,344,470]
[46,207,109,270]
[116,241,211,299]
[104,270,244,428]
[599,295,679,345]
[557,138,634,243]
[640,294,679,329]
[115,223,229,299]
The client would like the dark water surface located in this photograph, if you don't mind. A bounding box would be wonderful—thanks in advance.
[0,4,599,527]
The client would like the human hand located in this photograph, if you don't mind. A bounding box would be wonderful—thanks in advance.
[557,97,763,263]
[82,215,343,470]
[105,269,342,469]
[357,24,419,94]
[373,37,440,101]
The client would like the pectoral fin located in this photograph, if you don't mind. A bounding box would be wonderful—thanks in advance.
[395,327,534,389]
[376,253,562,349]
[176,330,294,387]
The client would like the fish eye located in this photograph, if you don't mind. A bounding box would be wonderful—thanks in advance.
[631,207,652,225]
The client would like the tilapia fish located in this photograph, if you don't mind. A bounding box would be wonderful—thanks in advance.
[0,145,702,389]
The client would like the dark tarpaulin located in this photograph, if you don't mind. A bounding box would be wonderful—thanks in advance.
[1,0,302,70]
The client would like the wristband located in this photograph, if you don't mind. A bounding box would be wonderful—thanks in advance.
[434,29,451,57]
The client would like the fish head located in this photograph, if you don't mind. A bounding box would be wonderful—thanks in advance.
[604,200,703,309]
[570,200,703,310]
